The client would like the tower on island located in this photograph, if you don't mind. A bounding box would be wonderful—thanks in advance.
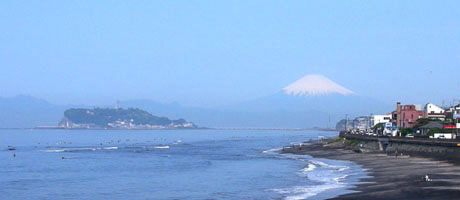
[115,100,120,109]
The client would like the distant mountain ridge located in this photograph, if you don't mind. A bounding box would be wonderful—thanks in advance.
[0,95,75,128]
[120,74,391,128]
[0,75,392,128]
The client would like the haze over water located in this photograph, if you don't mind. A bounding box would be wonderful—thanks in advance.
[1,129,366,200]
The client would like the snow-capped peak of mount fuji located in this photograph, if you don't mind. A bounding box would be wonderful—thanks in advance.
[283,74,355,96]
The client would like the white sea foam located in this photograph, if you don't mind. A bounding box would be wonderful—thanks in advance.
[337,166,350,172]
[43,147,117,153]
[271,184,344,200]
[171,140,182,145]
[262,147,282,154]
[43,149,66,153]
[285,185,342,200]
[309,160,330,167]
[154,146,170,149]
[301,164,317,172]
[265,146,365,199]
[333,175,349,183]
[271,154,358,199]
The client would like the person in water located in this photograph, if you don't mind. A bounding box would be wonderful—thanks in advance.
[424,174,432,182]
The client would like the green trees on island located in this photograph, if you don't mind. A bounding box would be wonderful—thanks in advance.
[64,108,188,127]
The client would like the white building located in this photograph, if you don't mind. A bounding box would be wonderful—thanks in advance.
[425,103,445,121]
[452,105,460,129]
[370,114,392,127]
[353,116,371,131]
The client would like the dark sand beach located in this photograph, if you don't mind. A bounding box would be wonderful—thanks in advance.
[283,138,460,200]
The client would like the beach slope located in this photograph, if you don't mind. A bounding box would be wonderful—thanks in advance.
[283,138,460,200]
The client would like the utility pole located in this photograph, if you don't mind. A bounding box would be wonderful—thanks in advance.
[369,113,373,132]
[345,114,349,132]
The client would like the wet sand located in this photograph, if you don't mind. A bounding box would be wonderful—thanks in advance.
[283,138,460,200]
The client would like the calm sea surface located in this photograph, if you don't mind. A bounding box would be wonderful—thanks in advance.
[0,129,366,200]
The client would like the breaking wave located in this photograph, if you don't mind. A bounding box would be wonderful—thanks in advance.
[154,146,170,149]
[266,147,363,200]
[43,146,119,153]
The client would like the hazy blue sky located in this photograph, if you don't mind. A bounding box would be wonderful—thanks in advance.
[1,1,459,107]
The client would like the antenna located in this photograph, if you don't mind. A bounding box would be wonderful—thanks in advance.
[345,114,349,132]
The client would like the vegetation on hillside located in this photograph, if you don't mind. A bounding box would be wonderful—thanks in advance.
[64,108,188,127]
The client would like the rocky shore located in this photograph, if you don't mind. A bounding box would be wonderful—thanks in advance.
[282,137,460,200]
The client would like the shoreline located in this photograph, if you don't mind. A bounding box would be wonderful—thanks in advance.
[283,137,460,200]
[3,126,337,131]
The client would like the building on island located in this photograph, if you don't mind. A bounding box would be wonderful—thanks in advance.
[392,102,426,128]
[335,119,354,131]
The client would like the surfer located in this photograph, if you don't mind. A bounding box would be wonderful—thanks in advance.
[423,174,432,182]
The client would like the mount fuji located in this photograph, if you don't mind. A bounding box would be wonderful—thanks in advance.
[204,74,391,128]
[123,74,391,128]
[283,74,355,96]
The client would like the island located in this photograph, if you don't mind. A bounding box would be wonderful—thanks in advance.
[57,108,197,129]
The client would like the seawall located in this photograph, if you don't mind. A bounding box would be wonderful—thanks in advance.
[340,133,460,163]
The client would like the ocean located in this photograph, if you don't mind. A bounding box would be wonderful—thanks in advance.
[0,129,367,200]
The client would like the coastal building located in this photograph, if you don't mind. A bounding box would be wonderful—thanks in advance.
[446,104,460,119]
[383,122,399,136]
[415,121,444,135]
[370,114,392,127]
[392,102,426,128]
[425,103,446,121]
[455,108,460,129]
[353,116,371,131]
